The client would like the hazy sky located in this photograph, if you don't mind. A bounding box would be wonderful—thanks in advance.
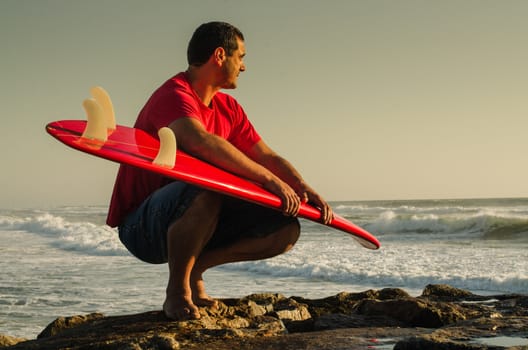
[1,0,527,209]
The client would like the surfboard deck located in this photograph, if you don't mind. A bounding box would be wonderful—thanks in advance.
[46,120,380,249]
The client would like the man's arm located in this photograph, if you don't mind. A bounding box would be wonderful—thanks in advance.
[168,117,303,217]
[245,140,334,224]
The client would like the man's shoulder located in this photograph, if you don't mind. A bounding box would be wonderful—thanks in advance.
[214,90,240,108]
[163,72,189,91]
[151,73,194,102]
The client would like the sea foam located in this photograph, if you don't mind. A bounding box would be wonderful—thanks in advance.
[0,212,126,256]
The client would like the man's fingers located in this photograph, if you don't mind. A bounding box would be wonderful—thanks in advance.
[323,205,334,224]
[312,197,333,225]
[282,192,301,216]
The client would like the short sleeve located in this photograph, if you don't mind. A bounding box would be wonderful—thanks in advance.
[148,83,205,132]
[135,74,208,136]
[229,100,261,152]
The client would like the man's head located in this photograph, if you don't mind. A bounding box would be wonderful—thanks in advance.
[187,22,244,67]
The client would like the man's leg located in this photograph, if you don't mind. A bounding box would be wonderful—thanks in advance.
[163,191,300,320]
[190,220,300,306]
[163,190,222,320]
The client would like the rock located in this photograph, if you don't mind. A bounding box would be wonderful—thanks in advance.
[355,298,468,327]
[421,284,476,300]
[37,313,105,338]
[2,285,528,350]
[0,335,26,347]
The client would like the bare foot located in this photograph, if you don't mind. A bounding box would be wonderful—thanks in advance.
[163,294,201,320]
[191,273,218,308]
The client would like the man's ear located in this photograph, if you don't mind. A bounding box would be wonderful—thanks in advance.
[213,47,226,66]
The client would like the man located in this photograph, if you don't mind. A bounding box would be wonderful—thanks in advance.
[107,21,333,320]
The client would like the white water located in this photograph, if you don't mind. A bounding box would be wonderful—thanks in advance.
[1,198,527,338]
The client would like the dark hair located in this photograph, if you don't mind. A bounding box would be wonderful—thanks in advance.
[187,21,244,66]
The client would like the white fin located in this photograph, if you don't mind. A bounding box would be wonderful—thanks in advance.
[81,98,107,147]
[90,86,116,132]
[153,127,177,168]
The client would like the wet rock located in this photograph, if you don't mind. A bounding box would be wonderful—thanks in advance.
[2,285,528,350]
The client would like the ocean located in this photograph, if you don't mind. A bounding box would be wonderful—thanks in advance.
[1,198,527,339]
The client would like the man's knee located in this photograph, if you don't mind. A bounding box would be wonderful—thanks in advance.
[168,191,222,235]
[280,220,301,252]
[189,191,223,216]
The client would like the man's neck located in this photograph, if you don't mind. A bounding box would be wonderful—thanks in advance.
[186,67,221,107]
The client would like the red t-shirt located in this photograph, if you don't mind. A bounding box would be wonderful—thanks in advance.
[106,72,261,227]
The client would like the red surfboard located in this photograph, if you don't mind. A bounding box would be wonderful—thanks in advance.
[46,120,380,249]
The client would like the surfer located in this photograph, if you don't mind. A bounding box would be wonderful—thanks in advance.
[106,21,333,320]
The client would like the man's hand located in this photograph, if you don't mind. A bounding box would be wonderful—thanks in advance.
[295,182,334,225]
[246,140,334,224]
[262,178,302,217]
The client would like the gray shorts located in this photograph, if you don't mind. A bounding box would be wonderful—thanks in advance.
[118,181,298,264]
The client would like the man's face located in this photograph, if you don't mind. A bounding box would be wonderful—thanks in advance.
[220,38,246,89]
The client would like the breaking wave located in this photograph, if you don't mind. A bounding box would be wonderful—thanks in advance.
[0,211,126,256]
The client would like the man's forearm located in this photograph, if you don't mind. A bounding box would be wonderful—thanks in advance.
[170,119,279,187]
[256,152,306,193]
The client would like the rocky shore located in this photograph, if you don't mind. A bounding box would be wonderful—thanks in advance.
[1,284,527,349]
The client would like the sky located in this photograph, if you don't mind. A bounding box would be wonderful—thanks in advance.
[1,0,527,209]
